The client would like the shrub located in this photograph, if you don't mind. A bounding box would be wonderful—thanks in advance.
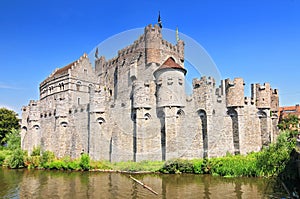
[48,160,64,170]
[90,160,112,170]
[24,155,40,169]
[79,153,90,171]
[0,152,6,165]
[31,146,41,156]
[208,155,257,177]
[192,159,204,174]
[7,149,25,169]
[40,150,55,168]
[255,130,297,177]
[5,129,21,150]
[159,159,193,174]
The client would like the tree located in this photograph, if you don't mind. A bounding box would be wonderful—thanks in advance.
[5,128,21,150]
[0,107,20,144]
[278,114,299,131]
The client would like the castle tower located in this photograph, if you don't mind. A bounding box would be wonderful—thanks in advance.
[154,57,187,108]
[251,83,272,146]
[192,76,216,111]
[252,83,271,109]
[154,57,187,160]
[225,78,245,107]
[144,24,162,65]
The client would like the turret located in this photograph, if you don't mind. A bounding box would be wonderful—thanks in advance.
[252,83,271,109]
[225,78,245,107]
[270,88,279,112]
[192,76,216,108]
[154,57,186,108]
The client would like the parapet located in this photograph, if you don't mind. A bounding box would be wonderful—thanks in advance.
[192,76,215,89]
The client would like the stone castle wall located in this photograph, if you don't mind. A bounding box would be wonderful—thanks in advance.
[21,24,279,161]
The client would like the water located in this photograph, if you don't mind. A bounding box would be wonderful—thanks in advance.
[0,168,287,199]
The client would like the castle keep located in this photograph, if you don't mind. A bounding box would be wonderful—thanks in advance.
[21,24,279,162]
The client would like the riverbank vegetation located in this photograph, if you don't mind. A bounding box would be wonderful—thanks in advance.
[0,128,298,178]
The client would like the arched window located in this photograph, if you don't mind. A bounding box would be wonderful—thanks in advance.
[198,109,208,158]
[258,110,269,146]
[60,122,68,127]
[227,108,240,155]
[176,109,185,118]
[144,113,151,120]
[76,81,82,91]
[33,125,40,130]
[97,117,105,125]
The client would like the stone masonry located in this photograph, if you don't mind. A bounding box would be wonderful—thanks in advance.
[21,24,280,162]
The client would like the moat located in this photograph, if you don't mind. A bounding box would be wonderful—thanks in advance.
[0,168,287,198]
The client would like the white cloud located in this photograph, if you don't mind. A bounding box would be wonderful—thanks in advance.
[0,83,21,90]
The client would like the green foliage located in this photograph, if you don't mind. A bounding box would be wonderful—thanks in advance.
[191,159,204,174]
[31,146,41,156]
[111,160,163,172]
[0,107,20,144]
[6,149,25,169]
[5,129,21,150]
[79,153,90,171]
[208,154,257,177]
[255,130,297,177]
[278,114,299,131]
[159,159,194,174]
[90,160,112,170]
[24,155,40,169]
[40,150,55,168]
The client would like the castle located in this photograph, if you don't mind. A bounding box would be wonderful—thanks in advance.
[21,24,280,162]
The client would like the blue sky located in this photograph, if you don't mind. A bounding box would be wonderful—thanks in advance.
[0,0,300,115]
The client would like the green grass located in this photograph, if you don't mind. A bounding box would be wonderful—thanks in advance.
[111,160,164,172]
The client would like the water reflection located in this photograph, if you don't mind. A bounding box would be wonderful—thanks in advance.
[0,168,285,199]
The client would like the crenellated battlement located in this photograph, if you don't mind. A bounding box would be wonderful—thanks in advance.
[192,76,215,89]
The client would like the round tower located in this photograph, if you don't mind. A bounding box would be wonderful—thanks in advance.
[154,57,187,108]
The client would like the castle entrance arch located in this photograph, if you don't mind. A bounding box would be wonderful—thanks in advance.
[198,109,208,158]
[227,108,240,155]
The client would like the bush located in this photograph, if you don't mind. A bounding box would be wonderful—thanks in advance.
[79,154,90,171]
[208,155,257,177]
[90,160,112,170]
[31,146,41,156]
[7,149,25,169]
[24,155,40,169]
[159,159,193,174]
[0,152,6,165]
[40,150,55,168]
[5,129,21,150]
[255,130,297,177]
[192,159,204,174]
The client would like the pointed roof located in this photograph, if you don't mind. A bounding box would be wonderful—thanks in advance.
[155,57,187,75]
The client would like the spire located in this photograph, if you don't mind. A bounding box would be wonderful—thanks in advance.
[95,47,99,59]
[158,11,162,28]
[176,27,179,42]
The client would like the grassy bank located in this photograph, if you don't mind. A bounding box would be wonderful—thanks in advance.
[0,130,298,178]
